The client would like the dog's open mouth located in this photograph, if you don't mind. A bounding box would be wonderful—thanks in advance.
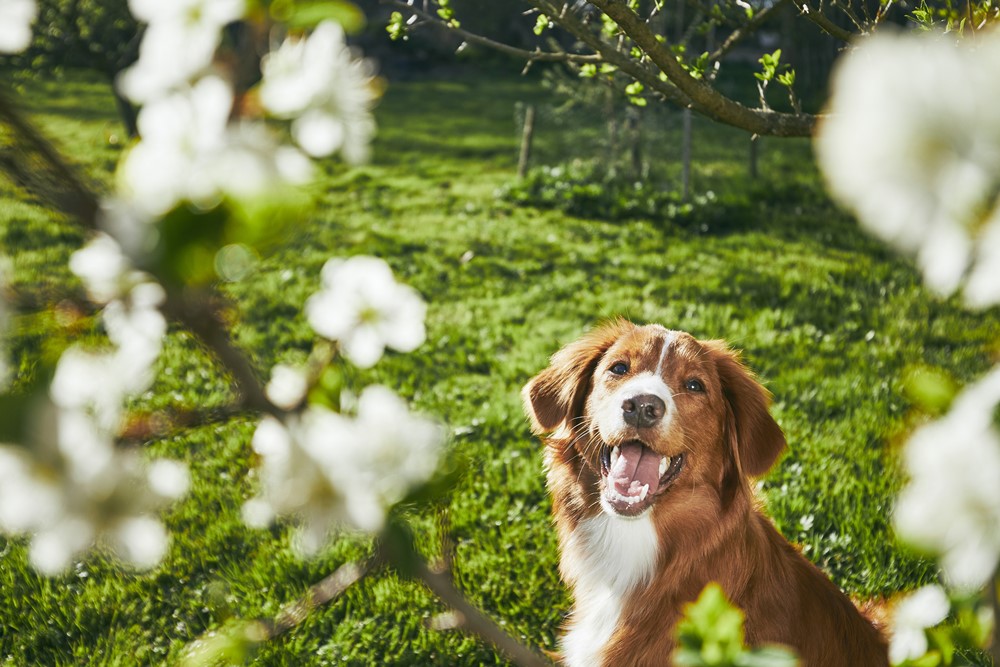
[599,442,685,517]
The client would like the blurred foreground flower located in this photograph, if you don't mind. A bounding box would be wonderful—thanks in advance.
[259,20,378,161]
[306,256,426,369]
[0,0,38,53]
[0,0,36,53]
[816,30,1000,307]
[118,0,245,103]
[894,367,1000,590]
[244,385,444,552]
[0,393,189,574]
[119,76,312,217]
[0,233,186,575]
[888,585,950,665]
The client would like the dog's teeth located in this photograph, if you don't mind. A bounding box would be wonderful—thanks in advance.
[610,447,620,469]
[639,484,649,501]
[659,456,669,476]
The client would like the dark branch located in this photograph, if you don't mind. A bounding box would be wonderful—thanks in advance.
[160,288,280,418]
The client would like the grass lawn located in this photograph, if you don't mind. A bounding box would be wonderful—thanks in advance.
[1,64,998,665]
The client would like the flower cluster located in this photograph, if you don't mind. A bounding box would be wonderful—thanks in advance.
[0,234,190,574]
[818,28,1000,664]
[894,368,1000,591]
[888,585,950,665]
[117,0,245,103]
[260,20,379,162]
[306,256,427,369]
[118,75,312,218]
[816,30,1000,308]
[244,385,444,552]
[2,0,415,577]
[244,255,438,549]
[0,0,36,54]
[0,438,189,575]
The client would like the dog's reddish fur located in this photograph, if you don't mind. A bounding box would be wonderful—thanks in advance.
[523,320,888,666]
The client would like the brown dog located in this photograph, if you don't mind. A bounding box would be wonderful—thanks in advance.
[523,320,888,666]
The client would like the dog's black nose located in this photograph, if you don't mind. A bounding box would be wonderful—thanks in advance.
[622,394,666,428]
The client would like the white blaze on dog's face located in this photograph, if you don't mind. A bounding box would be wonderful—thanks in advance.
[584,326,729,519]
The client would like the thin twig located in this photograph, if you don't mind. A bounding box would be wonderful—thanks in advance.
[791,0,855,41]
[381,0,602,64]
[415,559,554,667]
[261,557,378,638]
[708,0,792,65]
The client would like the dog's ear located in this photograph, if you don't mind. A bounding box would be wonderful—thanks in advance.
[704,341,786,477]
[522,320,633,437]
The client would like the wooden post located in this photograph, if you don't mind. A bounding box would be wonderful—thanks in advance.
[681,107,692,202]
[517,104,536,179]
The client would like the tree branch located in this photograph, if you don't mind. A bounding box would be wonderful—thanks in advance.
[261,557,377,638]
[381,0,602,64]
[791,0,855,42]
[160,288,280,419]
[529,0,690,107]
[414,558,554,667]
[586,0,818,137]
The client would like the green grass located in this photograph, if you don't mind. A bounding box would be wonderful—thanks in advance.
[1,64,999,666]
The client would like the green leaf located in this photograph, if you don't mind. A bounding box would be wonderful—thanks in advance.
[533,14,550,35]
[386,11,407,40]
[904,366,959,415]
[269,0,366,32]
[579,63,597,78]
[625,81,644,95]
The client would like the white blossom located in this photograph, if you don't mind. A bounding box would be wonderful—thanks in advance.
[894,367,1000,590]
[816,30,1000,306]
[306,256,426,369]
[119,76,312,217]
[245,386,445,551]
[70,232,145,304]
[265,364,309,411]
[118,0,245,103]
[68,233,167,415]
[0,0,36,54]
[889,585,950,665]
[259,20,378,161]
[0,414,189,574]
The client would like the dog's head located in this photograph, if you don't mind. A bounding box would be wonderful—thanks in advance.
[523,320,785,520]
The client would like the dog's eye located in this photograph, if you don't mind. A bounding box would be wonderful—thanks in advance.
[610,361,629,376]
[685,379,705,393]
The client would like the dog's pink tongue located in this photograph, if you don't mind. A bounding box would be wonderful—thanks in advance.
[609,443,661,497]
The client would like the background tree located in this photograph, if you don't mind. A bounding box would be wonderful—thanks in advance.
[2,0,141,135]
[378,0,999,137]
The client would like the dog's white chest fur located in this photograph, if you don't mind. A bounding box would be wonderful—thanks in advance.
[561,513,660,667]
